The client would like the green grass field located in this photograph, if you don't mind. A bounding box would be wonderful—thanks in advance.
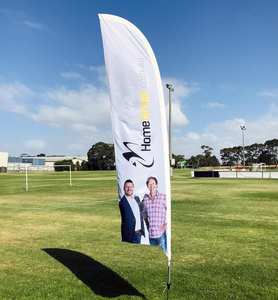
[0,170,278,299]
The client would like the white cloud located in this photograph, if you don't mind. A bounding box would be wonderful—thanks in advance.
[30,74,192,134]
[171,101,189,126]
[2,73,278,160]
[68,143,88,152]
[76,64,107,84]
[1,70,108,155]
[162,77,197,127]
[89,65,108,87]
[206,101,226,109]
[22,20,47,31]
[174,106,278,158]
[0,70,196,155]
[258,89,278,98]
[22,81,111,154]
[25,139,46,150]
[163,77,197,99]
[61,72,84,80]
[186,132,200,140]
[0,82,34,114]
[32,105,82,127]
[71,123,97,133]
[0,78,110,145]
[31,84,111,135]
[0,9,48,31]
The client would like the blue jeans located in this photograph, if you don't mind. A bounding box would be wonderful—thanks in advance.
[150,232,167,254]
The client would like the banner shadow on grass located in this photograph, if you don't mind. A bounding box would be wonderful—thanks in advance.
[42,248,146,299]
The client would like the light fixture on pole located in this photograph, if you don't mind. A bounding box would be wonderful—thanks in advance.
[166,83,174,176]
[240,125,246,167]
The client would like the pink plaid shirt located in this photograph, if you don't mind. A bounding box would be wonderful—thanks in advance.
[143,191,167,238]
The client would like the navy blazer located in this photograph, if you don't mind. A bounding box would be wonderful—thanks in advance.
[119,195,145,243]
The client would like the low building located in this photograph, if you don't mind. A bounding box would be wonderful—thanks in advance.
[8,156,46,171]
[0,152,8,172]
[7,154,87,171]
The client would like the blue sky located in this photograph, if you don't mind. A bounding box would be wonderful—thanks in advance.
[1,0,278,157]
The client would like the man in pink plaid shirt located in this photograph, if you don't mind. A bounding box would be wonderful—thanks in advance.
[143,176,167,253]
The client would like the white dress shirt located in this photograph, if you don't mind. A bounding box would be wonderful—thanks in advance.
[127,196,141,231]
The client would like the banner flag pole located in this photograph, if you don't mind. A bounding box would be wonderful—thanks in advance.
[167,259,171,299]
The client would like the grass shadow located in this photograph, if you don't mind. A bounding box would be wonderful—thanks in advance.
[42,248,146,299]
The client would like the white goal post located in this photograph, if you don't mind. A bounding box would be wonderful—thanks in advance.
[53,164,72,187]
[25,164,72,192]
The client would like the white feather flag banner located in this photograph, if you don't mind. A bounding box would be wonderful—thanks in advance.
[99,14,171,260]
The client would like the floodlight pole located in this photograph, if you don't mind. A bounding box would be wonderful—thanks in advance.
[166,83,174,177]
[240,125,246,167]
[165,83,174,299]
[166,260,171,299]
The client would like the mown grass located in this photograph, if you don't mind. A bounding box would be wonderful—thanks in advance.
[0,170,277,299]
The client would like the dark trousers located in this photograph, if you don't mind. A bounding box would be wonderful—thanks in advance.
[132,231,141,243]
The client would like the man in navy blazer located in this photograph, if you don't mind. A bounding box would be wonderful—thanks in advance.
[119,179,146,243]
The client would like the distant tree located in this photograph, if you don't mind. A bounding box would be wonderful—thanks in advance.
[264,139,278,165]
[220,138,278,166]
[37,153,46,157]
[209,155,220,166]
[245,143,264,165]
[220,146,242,166]
[0,167,7,173]
[20,153,30,157]
[201,145,220,166]
[257,150,273,165]
[187,145,220,168]
[264,138,278,148]
[201,145,213,157]
[187,154,204,168]
[87,142,115,170]
[81,160,89,171]
[75,161,81,171]
[54,160,74,172]
[172,154,185,168]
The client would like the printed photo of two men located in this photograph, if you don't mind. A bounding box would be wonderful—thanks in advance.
[119,176,167,254]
